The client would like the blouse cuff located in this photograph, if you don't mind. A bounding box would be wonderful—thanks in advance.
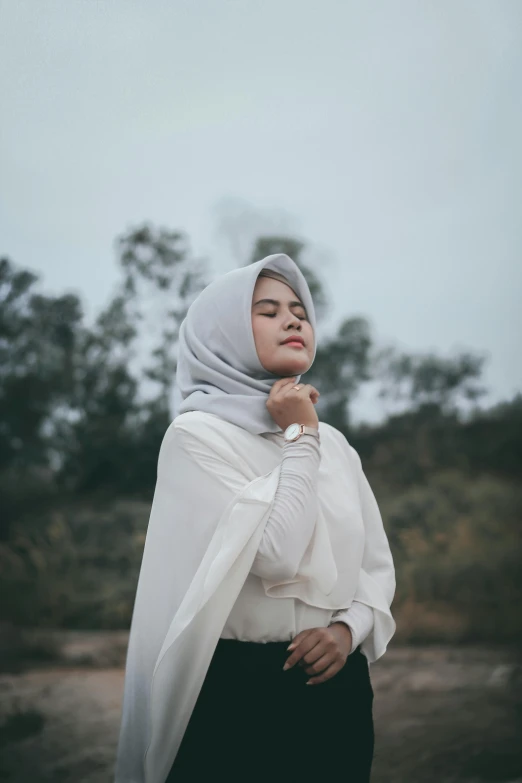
[329,601,375,654]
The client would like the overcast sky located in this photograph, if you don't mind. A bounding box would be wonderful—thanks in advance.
[1,0,521,421]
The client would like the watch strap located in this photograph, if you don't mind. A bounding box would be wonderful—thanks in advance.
[301,425,320,439]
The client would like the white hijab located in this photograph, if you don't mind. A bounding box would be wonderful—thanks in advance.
[172,253,317,434]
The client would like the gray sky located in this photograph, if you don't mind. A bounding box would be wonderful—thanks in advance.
[1,0,521,421]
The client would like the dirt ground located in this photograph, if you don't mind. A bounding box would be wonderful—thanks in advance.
[0,642,521,783]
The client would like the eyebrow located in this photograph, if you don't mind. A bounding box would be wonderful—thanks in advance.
[253,298,305,308]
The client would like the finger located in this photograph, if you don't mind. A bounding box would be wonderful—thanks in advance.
[274,376,297,387]
[299,384,318,398]
[270,376,298,393]
[284,633,323,670]
[307,660,343,686]
[268,377,297,397]
[286,629,313,657]
[287,629,311,649]
[302,652,335,676]
[281,382,313,398]
[284,634,317,670]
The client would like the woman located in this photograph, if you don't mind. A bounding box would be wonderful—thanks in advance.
[114,253,396,783]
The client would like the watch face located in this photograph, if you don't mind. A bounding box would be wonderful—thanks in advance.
[285,423,301,441]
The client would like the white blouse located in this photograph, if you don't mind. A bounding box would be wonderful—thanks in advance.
[221,432,375,653]
[114,412,395,783]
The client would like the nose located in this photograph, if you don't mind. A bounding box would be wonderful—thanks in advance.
[283,312,302,330]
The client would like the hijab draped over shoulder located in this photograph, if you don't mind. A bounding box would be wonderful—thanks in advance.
[114,254,396,783]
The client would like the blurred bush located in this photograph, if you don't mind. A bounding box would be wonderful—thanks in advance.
[0,225,520,642]
[0,500,148,629]
[380,472,522,643]
[1,478,519,643]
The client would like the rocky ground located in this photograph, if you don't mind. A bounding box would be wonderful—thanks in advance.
[0,636,521,783]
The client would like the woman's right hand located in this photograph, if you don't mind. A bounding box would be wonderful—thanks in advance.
[266,377,320,432]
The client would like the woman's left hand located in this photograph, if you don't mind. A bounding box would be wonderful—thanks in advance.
[283,623,353,685]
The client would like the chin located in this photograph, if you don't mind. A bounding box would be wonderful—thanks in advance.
[262,347,312,377]
[270,360,311,377]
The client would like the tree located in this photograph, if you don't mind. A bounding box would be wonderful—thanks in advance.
[117,224,207,407]
[376,347,487,415]
[57,224,208,494]
[305,316,373,431]
[0,257,82,473]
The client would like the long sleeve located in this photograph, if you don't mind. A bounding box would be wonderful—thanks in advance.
[349,445,396,661]
[250,433,321,583]
[329,601,375,654]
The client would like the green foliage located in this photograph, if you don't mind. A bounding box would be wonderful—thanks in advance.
[116,224,207,402]
[0,225,520,643]
[0,500,148,629]
[0,257,82,474]
[376,346,487,412]
[349,396,522,488]
[379,472,522,643]
[305,316,373,430]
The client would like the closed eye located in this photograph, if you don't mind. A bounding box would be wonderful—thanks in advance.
[261,313,307,320]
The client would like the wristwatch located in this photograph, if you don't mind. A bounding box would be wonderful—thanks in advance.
[283,423,320,442]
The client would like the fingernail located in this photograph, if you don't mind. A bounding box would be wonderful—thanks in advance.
[282,663,290,671]
[287,643,295,650]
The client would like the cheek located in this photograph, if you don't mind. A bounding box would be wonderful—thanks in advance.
[304,324,315,352]
[252,317,272,357]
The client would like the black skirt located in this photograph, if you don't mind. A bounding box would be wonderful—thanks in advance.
[167,637,375,783]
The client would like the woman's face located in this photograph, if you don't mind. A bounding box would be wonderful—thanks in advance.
[251,275,315,376]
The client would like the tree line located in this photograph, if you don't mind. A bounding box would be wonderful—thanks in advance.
[1,224,520,640]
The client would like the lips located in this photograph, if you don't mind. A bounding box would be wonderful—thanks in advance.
[281,336,305,347]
